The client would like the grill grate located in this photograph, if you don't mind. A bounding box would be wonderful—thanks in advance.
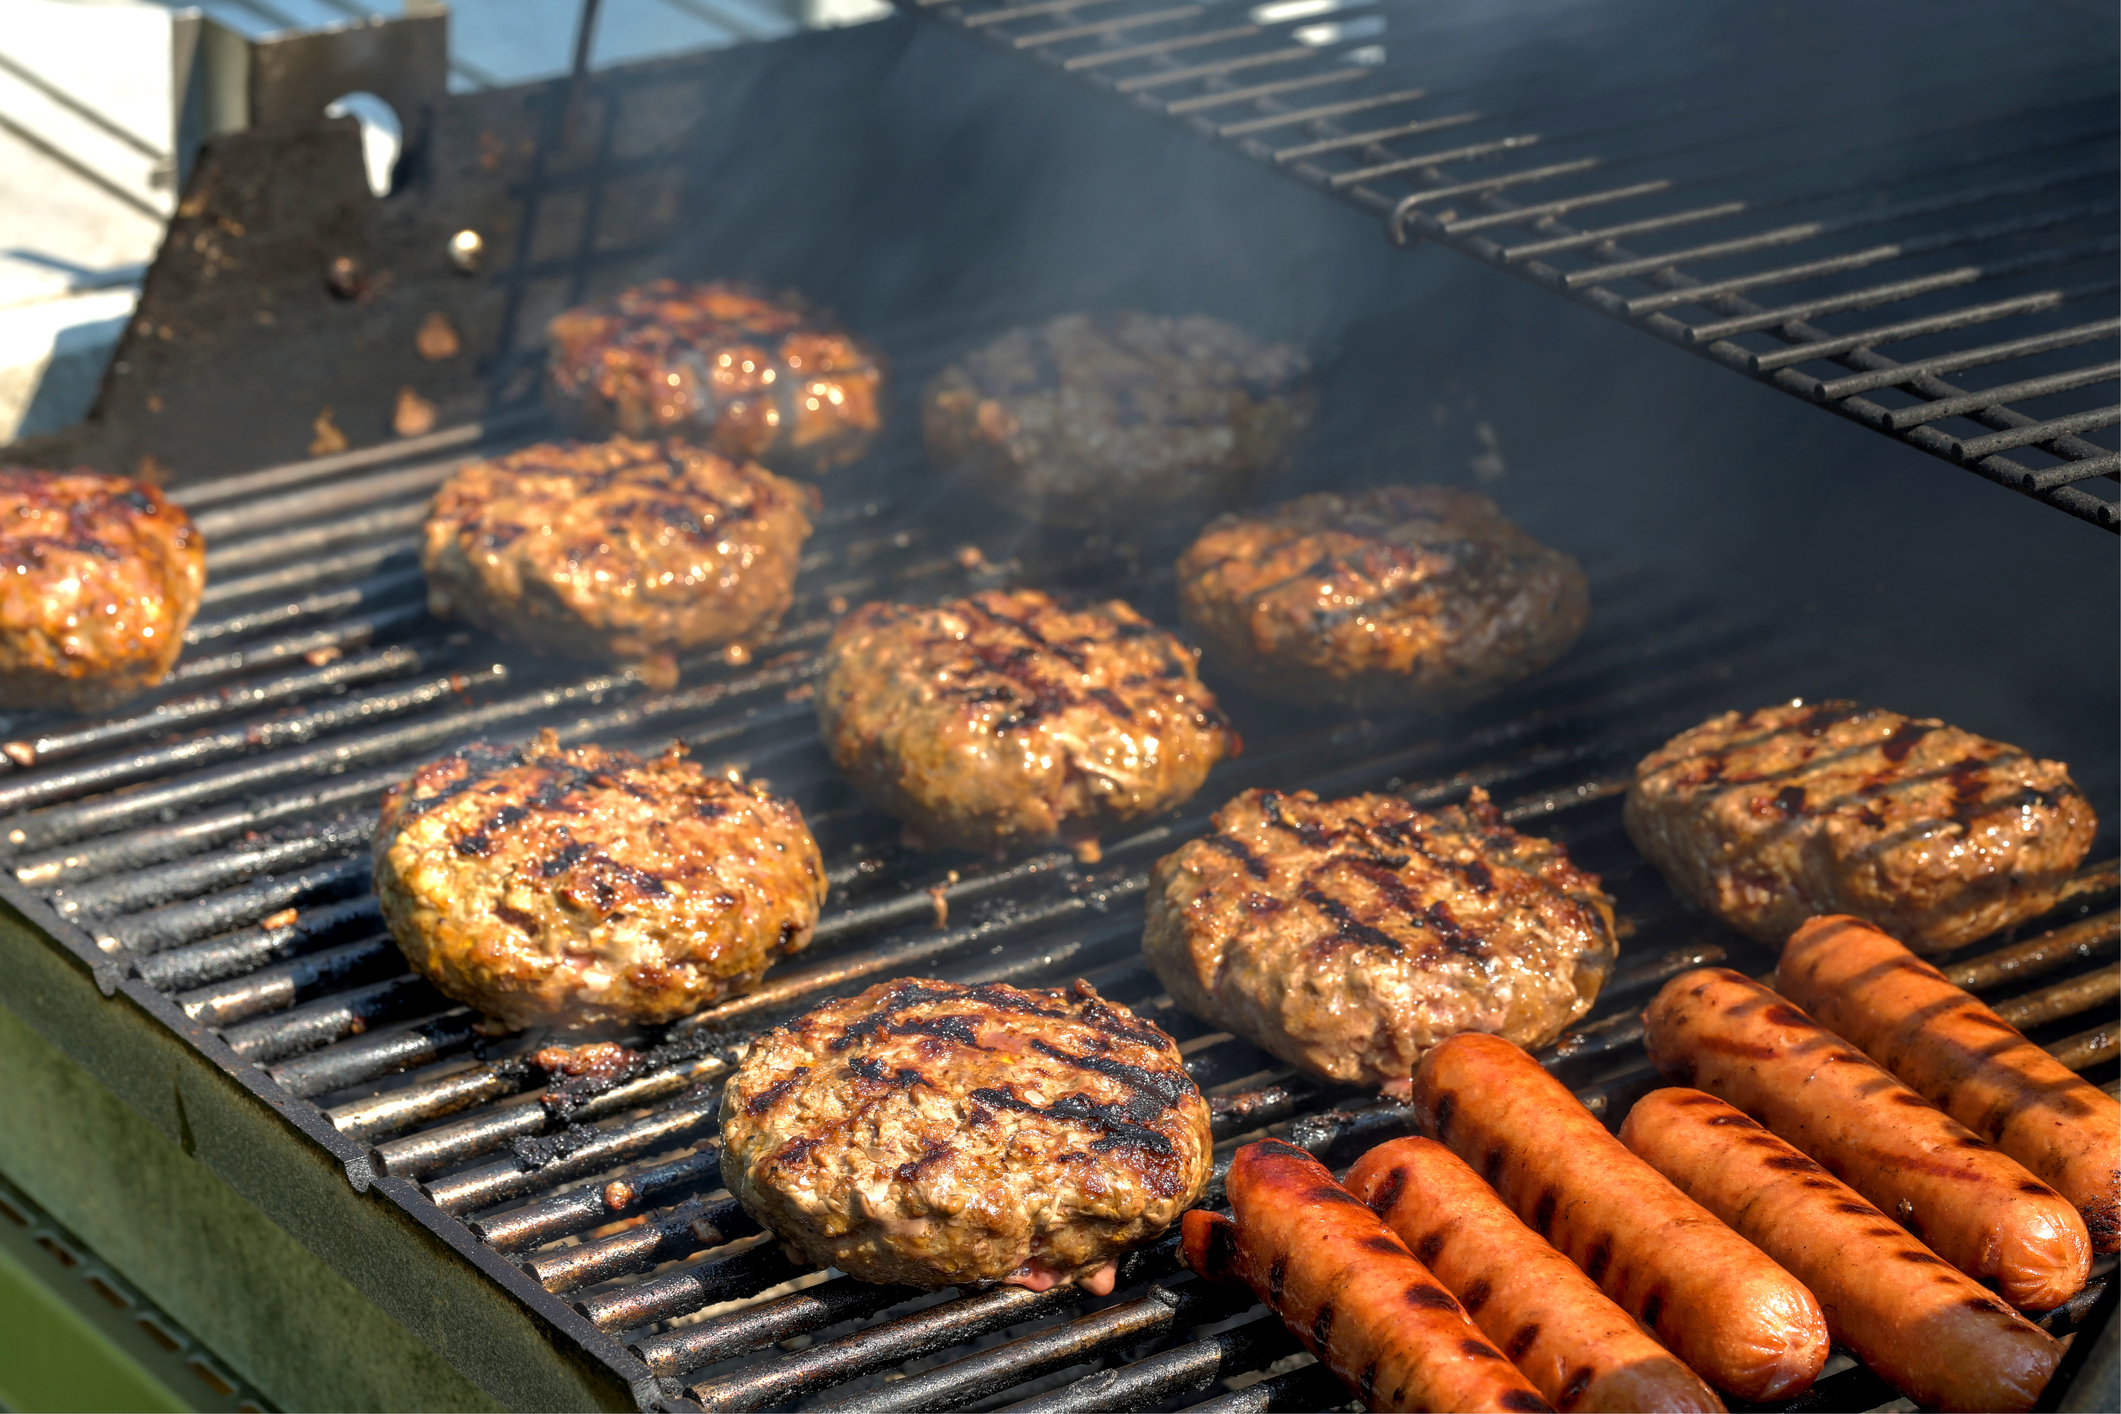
[896,0,2121,531]
[2,308,2116,1408]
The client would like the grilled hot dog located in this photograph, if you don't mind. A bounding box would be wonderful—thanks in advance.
[1408,1032,1828,1401]
[1778,913,2120,1251]
[1183,1139,1553,1412]
[1347,1137,1724,1413]
[1643,968,2091,1310]
[1621,1087,2061,1413]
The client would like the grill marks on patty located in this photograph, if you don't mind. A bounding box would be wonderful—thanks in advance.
[372,730,826,1030]
[741,979,1203,1188]
[1144,788,1619,1087]
[1626,701,2096,951]
[721,978,1213,1289]
[815,589,1237,854]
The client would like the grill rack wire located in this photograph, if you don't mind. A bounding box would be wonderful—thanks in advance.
[0,327,2114,1413]
[894,0,2121,532]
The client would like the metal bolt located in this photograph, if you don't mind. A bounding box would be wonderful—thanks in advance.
[325,256,361,299]
[448,229,484,273]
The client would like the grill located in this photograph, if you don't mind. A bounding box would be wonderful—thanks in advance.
[904,0,2121,532]
[0,3,2116,1410]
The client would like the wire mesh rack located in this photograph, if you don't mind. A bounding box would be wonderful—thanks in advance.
[895,0,2121,532]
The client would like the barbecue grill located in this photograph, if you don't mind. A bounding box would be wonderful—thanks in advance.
[0,3,2114,1410]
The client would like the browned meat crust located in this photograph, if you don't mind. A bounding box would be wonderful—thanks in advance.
[372,730,826,1031]
[0,468,204,712]
[546,280,884,476]
[1625,701,2096,953]
[815,588,1238,857]
[1143,787,1617,1088]
[422,438,816,684]
[1176,486,1589,711]
[921,311,1314,527]
[721,977,1212,1291]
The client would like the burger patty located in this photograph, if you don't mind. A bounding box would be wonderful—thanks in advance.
[1177,486,1589,711]
[372,730,826,1031]
[721,977,1212,1292]
[0,468,204,712]
[815,588,1239,857]
[921,311,1314,528]
[422,438,815,687]
[1625,700,2097,953]
[546,280,883,476]
[1143,787,1618,1089]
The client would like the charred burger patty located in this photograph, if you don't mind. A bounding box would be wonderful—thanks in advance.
[1625,700,2096,952]
[721,977,1212,1292]
[1144,787,1617,1088]
[0,468,204,712]
[815,588,1238,857]
[1177,485,1589,711]
[373,730,826,1031]
[422,437,815,686]
[922,311,1313,527]
[546,280,883,476]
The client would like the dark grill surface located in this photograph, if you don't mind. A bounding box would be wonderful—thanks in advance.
[899,0,2121,531]
[1,321,2114,1411]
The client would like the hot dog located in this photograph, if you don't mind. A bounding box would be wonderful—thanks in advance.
[1182,1139,1554,1413]
[1620,1087,2061,1413]
[1346,1137,1725,1413]
[1778,913,2120,1252]
[1643,968,2091,1310]
[1407,1032,1828,1401]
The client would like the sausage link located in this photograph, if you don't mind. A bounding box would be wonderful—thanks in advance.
[1408,1032,1828,1402]
[1779,914,2120,1252]
[1346,1137,1725,1413]
[1183,1140,1554,1413]
[1643,967,2091,1310]
[1621,1088,2061,1413]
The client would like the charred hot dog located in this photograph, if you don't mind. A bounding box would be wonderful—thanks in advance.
[1778,913,2120,1252]
[1183,1139,1553,1413]
[1346,1136,1724,1413]
[1621,1087,2061,1413]
[1642,967,2091,1310]
[1408,1032,1828,1401]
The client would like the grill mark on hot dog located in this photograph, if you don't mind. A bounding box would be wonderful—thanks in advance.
[1560,1367,1595,1410]
[1459,1276,1492,1313]
[1268,1254,1288,1304]
[1367,1166,1409,1218]
[1415,1231,1445,1265]
[1361,1234,1405,1256]
[1503,1391,1553,1412]
[1405,1282,1460,1312]
[1310,1302,1336,1350]
[1582,1242,1610,1283]
[1640,1291,1665,1330]
[1506,1322,1542,1360]
[1532,1188,1558,1237]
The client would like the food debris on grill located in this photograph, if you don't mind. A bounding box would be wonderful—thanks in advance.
[422,436,817,689]
[815,588,1238,858]
[546,280,884,476]
[1144,786,1618,1088]
[921,310,1314,528]
[1177,485,1590,712]
[1625,701,2097,952]
[0,468,205,712]
[371,730,827,1031]
[721,977,1212,1293]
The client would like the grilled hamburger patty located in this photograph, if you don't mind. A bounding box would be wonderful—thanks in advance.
[1177,486,1589,711]
[422,438,815,686]
[722,977,1212,1291]
[815,589,1238,857]
[546,280,883,476]
[0,468,204,712]
[1143,787,1617,1088]
[1625,701,2096,953]
[372,730,826,1031]
[922,311,1313,527]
